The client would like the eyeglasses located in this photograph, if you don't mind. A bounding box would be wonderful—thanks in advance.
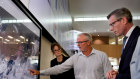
[76,40,89,44]
[53,49,61,52]
[109,18,122,26]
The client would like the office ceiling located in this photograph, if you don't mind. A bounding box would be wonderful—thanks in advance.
[69,0,140,37]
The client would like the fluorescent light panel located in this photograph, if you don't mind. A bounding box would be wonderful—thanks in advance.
[74,17,107,21]
[74,16,140,21]
[2,19,31,23]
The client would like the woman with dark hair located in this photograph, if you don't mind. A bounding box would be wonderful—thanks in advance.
[50,43,75,79]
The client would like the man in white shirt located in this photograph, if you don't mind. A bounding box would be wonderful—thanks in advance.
[29,33,112,79]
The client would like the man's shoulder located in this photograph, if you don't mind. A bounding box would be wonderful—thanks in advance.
[69,53,80,59]
[134,26,140,33]
[93,49,108,57]
[135,26,140,39]
[94,49,106,55]
[136,36,140,47]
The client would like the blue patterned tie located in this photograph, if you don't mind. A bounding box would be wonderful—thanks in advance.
[121,36,128,55]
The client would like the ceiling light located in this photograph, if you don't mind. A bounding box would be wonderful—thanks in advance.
[133,16,140,20]
[2,19,31,24]
[118,39,122,41]
[26,39,28,41]
[8,36,13,39]
[54,18,72,23]
[74,16,140,22]
[111,42,115,44]
[74,17,107,21]
[16,39,20,42]
[5,39,10,42]
[20,36,25,39]
[0,36,3,38]
[31,42,35,44]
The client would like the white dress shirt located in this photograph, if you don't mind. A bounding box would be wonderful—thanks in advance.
[124,25,135,48]
[40,48,112,79]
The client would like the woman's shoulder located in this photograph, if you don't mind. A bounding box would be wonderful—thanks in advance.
[51,58,57,62]
[63,55,69,60]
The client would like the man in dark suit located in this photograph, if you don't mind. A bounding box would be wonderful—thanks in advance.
[106,7,140,79]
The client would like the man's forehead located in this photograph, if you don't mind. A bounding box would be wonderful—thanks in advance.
[109,15,117,20]
[77,35,85,40]
[108,15,117,23]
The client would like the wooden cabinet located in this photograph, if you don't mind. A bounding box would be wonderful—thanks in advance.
[92,45,122,58]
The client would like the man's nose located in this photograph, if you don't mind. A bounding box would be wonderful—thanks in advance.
[109,26,113,31]
[77,43,80,47]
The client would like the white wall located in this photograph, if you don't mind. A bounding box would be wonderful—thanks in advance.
[40,36,55,79]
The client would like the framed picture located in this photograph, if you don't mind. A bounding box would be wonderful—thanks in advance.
[0,0,41,79]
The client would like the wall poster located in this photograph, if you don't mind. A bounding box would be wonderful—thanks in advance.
[0,0,41,79]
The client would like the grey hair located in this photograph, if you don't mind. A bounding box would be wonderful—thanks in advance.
[107,7,132,23]
[78,33,93,45]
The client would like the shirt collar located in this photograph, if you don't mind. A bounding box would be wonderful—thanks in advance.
[78,48,96,56]
[125,25,135,37]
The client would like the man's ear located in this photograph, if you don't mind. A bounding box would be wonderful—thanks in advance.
[87,41,91,45]
[122,17,127,25]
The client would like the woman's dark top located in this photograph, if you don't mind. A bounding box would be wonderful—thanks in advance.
[50,55,75,79]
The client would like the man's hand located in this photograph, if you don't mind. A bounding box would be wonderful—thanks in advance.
[106,70,118,79]
[28,69,40,75]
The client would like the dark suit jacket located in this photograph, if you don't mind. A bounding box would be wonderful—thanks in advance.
[116,26,140,79]
[50,55,75,79]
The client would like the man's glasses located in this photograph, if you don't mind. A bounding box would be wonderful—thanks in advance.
[76,40,89,44]
[53,49,61,52]
[109,18,122,26]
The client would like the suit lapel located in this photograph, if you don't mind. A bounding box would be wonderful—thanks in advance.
[119,26,140,70]
[122,27,139,57]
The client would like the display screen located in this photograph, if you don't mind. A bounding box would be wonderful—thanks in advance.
[0,0,41,79]
[26,0,73,56]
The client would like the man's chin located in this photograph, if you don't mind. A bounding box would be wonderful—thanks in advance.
[114,33,119,36]
[79,50,85,52]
